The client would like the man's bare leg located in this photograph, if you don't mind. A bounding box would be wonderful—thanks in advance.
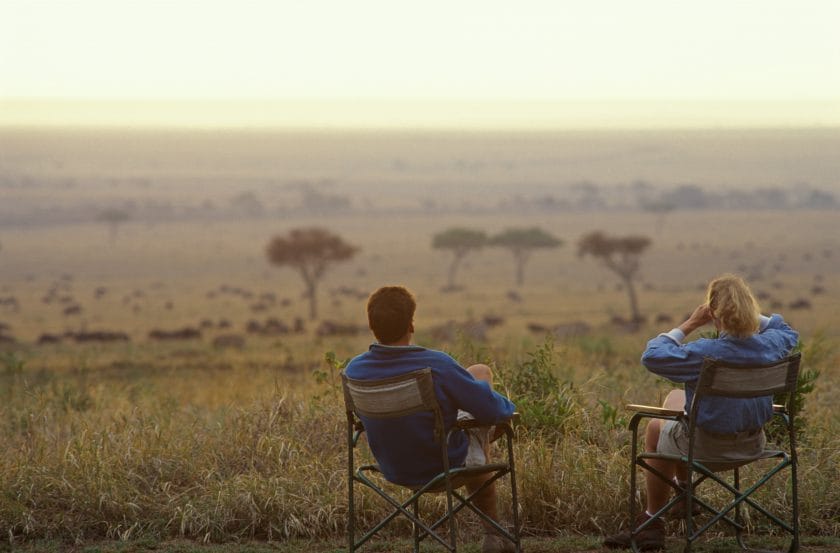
[465,364,501,529]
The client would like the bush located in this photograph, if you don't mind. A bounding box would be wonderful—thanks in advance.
[500,337,577,433]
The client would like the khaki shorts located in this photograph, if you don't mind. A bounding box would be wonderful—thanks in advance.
[657,419,766,463]
[457,409,490,467]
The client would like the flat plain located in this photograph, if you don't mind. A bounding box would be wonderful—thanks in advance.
[0,127,838,550]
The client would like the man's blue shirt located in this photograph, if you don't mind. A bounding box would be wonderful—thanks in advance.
[344,344,515,486]
[641,314,799,434]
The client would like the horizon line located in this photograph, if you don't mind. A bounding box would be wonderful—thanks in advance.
[3,98,839,130]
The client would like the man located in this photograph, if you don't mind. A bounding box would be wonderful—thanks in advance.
[345,285,516,553]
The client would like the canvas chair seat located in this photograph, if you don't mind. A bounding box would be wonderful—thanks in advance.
[638,447,786,473]
[357,462,513,493]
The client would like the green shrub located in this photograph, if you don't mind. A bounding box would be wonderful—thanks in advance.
[767,338,824,444]
[501,337,577,433]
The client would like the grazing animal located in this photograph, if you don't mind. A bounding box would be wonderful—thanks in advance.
[315,320,368,337]
[72,331,130,343]
[655,313,674,324]
[246,318,290,336]
[148,327,201,340]
[482,314,505,327]
[527,322,549,333]
[788,298,812,310]
[212,334,246,350]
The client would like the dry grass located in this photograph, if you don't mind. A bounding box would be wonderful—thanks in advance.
[1,331,837,547]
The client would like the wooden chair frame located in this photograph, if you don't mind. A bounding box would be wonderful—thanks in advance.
[341,368,521,552]
[627,353,801,553]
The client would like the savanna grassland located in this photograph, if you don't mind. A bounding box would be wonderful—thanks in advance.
[1,128,839,551]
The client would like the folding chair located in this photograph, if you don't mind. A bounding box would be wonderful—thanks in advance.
[342,368,521,552]
[627,353,801,553]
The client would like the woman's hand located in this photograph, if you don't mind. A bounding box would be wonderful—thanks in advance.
[678,303,712,336]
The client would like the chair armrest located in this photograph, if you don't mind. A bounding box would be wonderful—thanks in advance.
[773,404,786,414]
[456,412,519,443]
[456,411,519,429]
[626,404,683,417]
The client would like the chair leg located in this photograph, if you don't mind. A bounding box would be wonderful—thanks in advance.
[413,498,420,553]
[629,420,640,552]
[448,494,458,552]
[734,467,747,551]
[347,418,355,553]
[790,446,799,553]
[506,434,522,553]
[348,474,355,552]
[348,495,354,553]
[348,496,354,553]
[685,464,694,553]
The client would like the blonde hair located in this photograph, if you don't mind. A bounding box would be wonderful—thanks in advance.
[706,274,760,338]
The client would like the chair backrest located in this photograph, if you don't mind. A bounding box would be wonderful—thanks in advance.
[694,352,801,400]
[341,368,445,438]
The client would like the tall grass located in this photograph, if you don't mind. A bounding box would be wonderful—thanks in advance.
[1,333,838,545]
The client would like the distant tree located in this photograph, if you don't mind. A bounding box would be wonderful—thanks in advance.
[490,227,562,287]
[266,227,359,320]
[230,191,264,216]
[301,187,351,214]
[754,187,789,209]
[578,231,651,324]
[571,181,606,210]
[661,184,710,210]
[96,208,131,244]
[798,188,837,209]
[432,228,488,291]
[641,200,675,234]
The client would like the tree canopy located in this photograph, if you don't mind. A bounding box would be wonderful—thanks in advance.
[432,227,488,251]
[490,227,562,286]
[491,227,563,250]
[432,228,488,290]
[266,227,359,320]
[577,231,651,260]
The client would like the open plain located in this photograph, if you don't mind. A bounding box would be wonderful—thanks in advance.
[0,128,838,551]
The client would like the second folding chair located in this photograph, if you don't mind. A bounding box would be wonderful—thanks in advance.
[626,353,801,553]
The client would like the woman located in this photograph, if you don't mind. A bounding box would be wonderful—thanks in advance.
[605,274,799,551]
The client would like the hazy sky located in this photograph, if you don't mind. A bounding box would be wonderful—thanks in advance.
[1,0,839,127]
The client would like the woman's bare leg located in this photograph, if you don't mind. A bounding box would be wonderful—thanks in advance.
[644,389,686,513]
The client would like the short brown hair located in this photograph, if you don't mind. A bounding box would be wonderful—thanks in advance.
[367,286,416,344]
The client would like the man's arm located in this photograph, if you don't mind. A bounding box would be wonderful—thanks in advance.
[443,362,515,425]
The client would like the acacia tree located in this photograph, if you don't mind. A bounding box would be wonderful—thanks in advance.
[97,208,131,244]
[432,228,488,291]
[490,227,562,287]
[641,201,675,235]
[578,231,651,324]
[266,227,359,320]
